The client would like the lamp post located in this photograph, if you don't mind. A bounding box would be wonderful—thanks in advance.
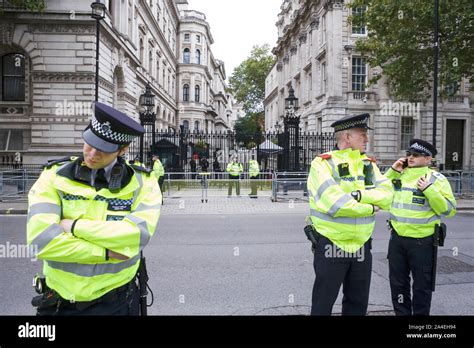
[284,86,300,171]
[91,1,106,102]
[432,0,439,159]
[139,84,156,164]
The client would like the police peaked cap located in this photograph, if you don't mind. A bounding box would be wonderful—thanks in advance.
[330,113,373,133]
[408,139,437,157]
[83,102,145,153]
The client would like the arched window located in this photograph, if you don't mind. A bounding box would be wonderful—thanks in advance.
[183,84,189,101]
[139,38,144,62]
[183,48,190,64]
[195,85,200,102]
[183,120,189,132]
[195,49,201,65]
[194,120,199,131]
[1,53,26,101]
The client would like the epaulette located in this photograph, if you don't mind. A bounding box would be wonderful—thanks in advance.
[43,156,75,169]
[318,153,332,160]
[129,163,152,175]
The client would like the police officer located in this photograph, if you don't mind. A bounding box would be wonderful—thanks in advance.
[307,113,393,315]
[248,155,260,198]
[227,157,243,197]
[385,139,456,315]
[27,102,162,315]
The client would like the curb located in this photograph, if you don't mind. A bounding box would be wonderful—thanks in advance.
[1,207,474,215]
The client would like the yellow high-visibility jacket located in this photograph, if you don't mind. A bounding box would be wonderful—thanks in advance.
[385,166,456,238]
[307,148,393,252]
[27,156,161,302]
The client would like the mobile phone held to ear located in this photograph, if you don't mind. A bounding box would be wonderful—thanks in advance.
[402,159,409,169]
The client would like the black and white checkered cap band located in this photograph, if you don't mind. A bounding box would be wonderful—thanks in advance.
[91,117,136,144]
[410,142,432,156]
[334,119,367,132]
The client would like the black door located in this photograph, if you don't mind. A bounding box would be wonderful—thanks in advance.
[445,120,465,170]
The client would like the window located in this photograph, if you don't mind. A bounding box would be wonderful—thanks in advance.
[128,0,133,39]
[352,57,366,91]
[194,120,199,131]
[320,62,327,94]
[0,130,23,150]
[183,48,190,64]
[195,49,201,65]
[148,49,153,73]
[156,56,160,83]
[184,33,190,42]
[183,120,189,132]
[400,117,415,151]
[195,85,200,102]
[196,35,201,43]
[352,7,367,35]
[321,14,326,44]
[445,81,459,96]
[139,38,144,63]
[183,84,189,101]
[1,53,26,101]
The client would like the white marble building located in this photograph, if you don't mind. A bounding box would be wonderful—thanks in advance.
[264,0,474,169]
[0,0,233,164]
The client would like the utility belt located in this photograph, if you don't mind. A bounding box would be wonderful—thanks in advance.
[32,276,136,312]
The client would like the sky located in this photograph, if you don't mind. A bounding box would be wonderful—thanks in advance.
[186,0,282,81]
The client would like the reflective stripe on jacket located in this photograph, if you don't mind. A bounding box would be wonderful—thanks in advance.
[307,148,393,252]
[385,167,456,238]
[27,159,161,302]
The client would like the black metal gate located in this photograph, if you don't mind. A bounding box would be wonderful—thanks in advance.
[129,130,335,173]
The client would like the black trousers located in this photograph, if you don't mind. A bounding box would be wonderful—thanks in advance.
[311,235,372,316]
[388,230,433,316]
[36,279,140,316]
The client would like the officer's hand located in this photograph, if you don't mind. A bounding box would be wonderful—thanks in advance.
[373,205,381,213]
[392,158,406,172]
[108,250,129,260]
[417,176,431,191]
[59,219,74,233]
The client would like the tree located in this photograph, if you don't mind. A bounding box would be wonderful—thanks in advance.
[234,112,264,149]
[229,44,275,115]
[349,0,474,102]
[229,44,274,147]
[0,0,45,13]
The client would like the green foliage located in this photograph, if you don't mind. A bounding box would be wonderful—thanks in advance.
[234,113,265,149]
[0,0,46,13]
[348,0,474,102]
[229,44,275,115]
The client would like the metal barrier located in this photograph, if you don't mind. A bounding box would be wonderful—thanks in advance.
[162,172,274,200]
[272,172,309,202]
[0,169,41,201]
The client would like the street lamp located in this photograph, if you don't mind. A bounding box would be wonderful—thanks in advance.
[139,84,156,163]
[91,1,106,102]
[284,86,300,171]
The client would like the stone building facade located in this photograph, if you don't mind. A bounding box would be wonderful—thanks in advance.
[264,0,474,169]
[0,0,233,165]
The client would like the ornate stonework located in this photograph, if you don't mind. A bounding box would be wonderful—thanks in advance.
[0,23,15,45]
[27,24,95,34]
[31,72,95,83]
